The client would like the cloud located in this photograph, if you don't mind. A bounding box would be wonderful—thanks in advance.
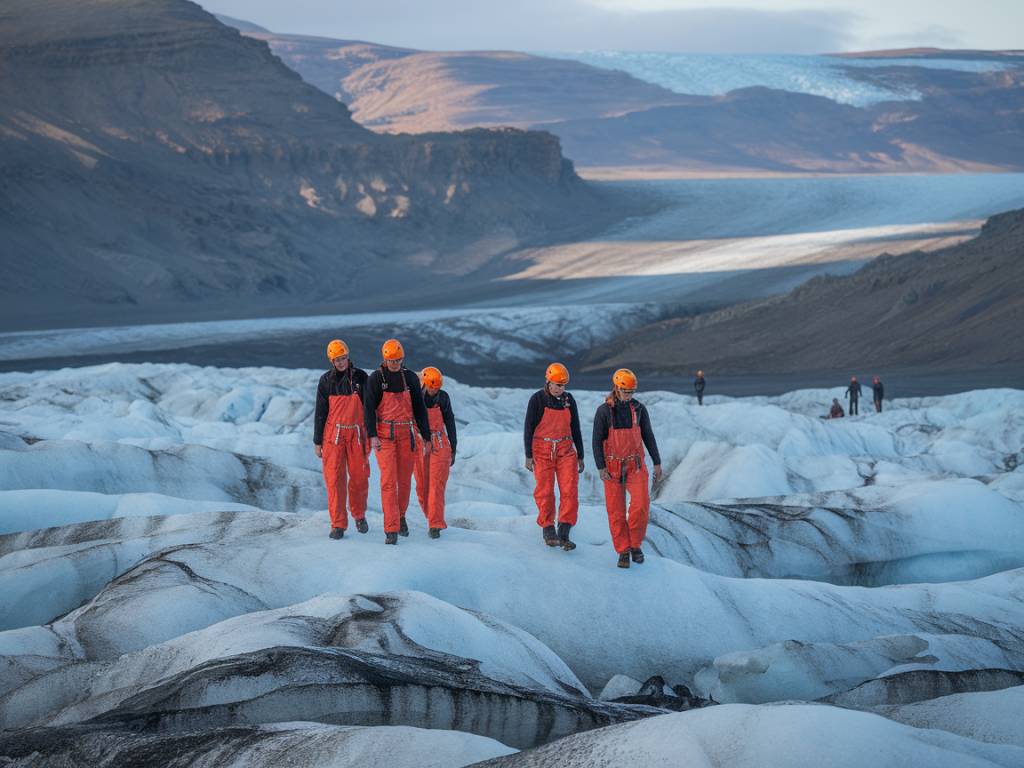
[202,1,858,54]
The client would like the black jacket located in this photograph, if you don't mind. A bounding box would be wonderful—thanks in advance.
[364,366,431,441]
[313,366,369,445]
[694,376,706,394]
[873,382,885,400]
[846,382,863,400]
[424,389,458,456]
[523,389,584,459]
[592,398,661,470]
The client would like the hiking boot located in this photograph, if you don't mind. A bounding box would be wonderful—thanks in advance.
[617,552,631,568]
[542,525,559,547]
[385,532,398,545]
[557,522,576,551]
[355,518,369,534]
[631,548,645,564]
[329,527,344,539]
[399,516,409,537]
[428,528,441,539]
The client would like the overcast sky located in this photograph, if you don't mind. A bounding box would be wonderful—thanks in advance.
[200,0,1022,53]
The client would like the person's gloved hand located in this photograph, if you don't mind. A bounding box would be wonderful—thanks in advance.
[314,444,322,458]
[371,437,381,452]
[653,464,663,486]
[600,468,612,482]
[577,459,585,474]
[525,457,534,472]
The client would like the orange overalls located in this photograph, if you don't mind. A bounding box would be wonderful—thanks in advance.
[322,387,370,530]
[376,381,420,534]
[602,402,649,553]
[414,399,451,530]
[532,405,579,528]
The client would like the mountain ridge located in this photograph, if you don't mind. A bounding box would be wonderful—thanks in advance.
[0,0,619,329]
[230,24,1024,175]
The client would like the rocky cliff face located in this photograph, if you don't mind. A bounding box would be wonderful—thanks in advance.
[0,0,608,328]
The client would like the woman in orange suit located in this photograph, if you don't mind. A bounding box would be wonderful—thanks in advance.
[592,369,663,568]
[523,363,585,551]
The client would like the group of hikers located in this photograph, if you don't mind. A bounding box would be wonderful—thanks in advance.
[313,338,663,568]
[828,376,885,418]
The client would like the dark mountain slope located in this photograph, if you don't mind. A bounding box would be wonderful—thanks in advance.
[587,207,1024,375]
[0,0,612,329]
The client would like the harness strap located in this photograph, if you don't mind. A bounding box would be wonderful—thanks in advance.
[380,418,417,451]
[332,423,363,446]
[606,453,643,483]
[538,434,573,461]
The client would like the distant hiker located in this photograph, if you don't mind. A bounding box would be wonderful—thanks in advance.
[524,362,584,551]
[845,376,862,416]
[694,370,706,406]
[872,376,885,413]
[413,366,456,539]
[829,398,845,419]
[365,338,432,545]
[314,340,370,540]
[593,369,663,569]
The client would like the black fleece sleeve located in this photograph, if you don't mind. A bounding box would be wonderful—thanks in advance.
[313,373,329,445]
[364,370,383,438]
[568,394,584,460]
[638,403,661,466]
[407,370,431,441]
[440,390,457,455]
[592,404,610,470]
[524,391,542,458]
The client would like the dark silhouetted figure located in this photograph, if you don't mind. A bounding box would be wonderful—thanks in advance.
[846,376,862,415]
[829,398,845,419]
[872,377,884,413]
[694,370,706,406]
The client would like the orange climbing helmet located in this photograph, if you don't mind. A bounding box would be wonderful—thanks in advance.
[382,338,405,360]
[613,368,638,390]
[326,339,348,359]
[421,366,443,389]
[545,362,569,385]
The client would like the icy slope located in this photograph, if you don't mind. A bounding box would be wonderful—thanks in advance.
[472,703,1024,767]
[0,363,1021,765]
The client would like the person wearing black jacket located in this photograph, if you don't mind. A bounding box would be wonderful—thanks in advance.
[524,363,585,550]
[413,366,457,539]
[694,370,706,406]
[314,340,371,539]
[593,369,663,568]
[845,376,862,416]
[872,376,885,413]
[364,338,432,545]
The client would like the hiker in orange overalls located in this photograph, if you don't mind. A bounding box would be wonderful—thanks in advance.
[524,363,584,550]
[413,366,457,539]
[593,369,663,568]
[364,338,432,545]
[314,339,371,539]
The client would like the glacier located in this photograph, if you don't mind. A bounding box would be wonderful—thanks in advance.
[0,363,1021,765]
[544,51,1012,106]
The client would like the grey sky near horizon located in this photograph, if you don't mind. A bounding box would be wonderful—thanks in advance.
[200,0,1022,53]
